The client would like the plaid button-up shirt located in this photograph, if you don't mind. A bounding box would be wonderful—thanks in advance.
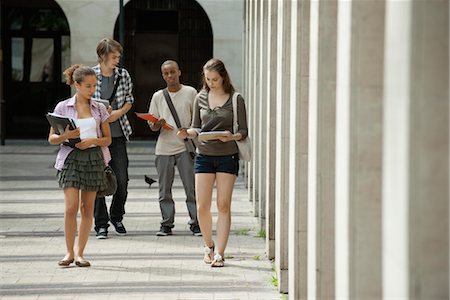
[92,64,134,140]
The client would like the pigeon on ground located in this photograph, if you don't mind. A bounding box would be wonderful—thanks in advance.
[144,175,157,187]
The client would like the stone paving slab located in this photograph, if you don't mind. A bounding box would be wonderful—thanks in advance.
[0,140,281,300]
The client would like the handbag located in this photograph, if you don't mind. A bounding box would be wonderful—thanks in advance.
[162,89,197,159]
[98,165,117,197]
[232,92,252,161]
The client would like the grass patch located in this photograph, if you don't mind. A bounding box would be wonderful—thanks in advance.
[271,274,278,287]
[253,255,260,260]
[236,228,251,235]
[271,260,278,288]
[255,230,266,239]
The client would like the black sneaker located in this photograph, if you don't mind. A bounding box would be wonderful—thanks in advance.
[191,225,202,237]
[156,226,172,236]
[111,221,127,236]
[96,227,108,239]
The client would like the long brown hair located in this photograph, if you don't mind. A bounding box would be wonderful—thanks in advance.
[201,58,235,94]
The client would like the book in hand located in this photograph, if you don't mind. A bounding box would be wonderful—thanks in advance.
[45,112,81,147]
[135,113,174,130]
[198,131,228,142]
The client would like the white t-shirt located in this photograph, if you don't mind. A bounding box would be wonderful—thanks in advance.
[148,85,197,155]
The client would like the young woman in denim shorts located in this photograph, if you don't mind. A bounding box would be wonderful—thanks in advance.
[177,58,249,267]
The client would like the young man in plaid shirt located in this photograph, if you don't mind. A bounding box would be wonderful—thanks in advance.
[92,38,134,239]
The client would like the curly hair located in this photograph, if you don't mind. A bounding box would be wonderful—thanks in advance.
[62,64,95,86]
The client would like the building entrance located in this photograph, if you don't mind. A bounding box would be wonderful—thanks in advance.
[114,0,213,138]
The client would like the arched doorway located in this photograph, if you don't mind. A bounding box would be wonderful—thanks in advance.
[113,0,213,138]
[1,0,71,138]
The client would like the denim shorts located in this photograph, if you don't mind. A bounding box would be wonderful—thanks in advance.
[194,153,239,176]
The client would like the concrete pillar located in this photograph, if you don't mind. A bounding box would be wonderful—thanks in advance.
[244,0,250,101]
[288,0,310,298]
[348,1,385,298]
[408,2,449,297]
[336,1,385,298]
[275,0,291,294]
[265,0,278,260]
[246,0,255,196]
[383,1,449,299]
[257,0,268,230]
[251,0,260,218]
[335,1,352,298]
[309,0,337,299]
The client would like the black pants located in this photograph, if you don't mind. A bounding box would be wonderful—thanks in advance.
[94,136,129,232]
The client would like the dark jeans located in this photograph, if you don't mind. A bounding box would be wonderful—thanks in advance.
[94,136,129,232]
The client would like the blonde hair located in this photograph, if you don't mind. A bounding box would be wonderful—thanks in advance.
[63,64,95,86]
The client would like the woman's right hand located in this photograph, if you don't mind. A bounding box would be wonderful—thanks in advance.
[63,125,80,140]
[177,128,188,139]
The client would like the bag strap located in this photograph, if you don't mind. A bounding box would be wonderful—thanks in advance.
[162,89,196,152]
[108,68,122,102]
[163,89,182,129]
[232,92,240,134]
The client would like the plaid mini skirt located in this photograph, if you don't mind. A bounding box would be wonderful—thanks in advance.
[58,147,107,191]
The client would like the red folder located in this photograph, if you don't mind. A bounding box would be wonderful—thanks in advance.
[135,113,174,130]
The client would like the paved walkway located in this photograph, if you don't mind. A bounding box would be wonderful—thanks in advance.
[0,140,281,300]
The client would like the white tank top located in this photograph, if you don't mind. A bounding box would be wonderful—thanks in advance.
[75,117,97,147]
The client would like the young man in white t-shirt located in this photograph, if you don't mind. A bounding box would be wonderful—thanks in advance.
[148,60,200,236]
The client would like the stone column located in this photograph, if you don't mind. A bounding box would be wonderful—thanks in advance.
[348,1,385,298]
[335,1,352,298]
[336,1,385,298]
[383,1,449,299]
[275,0,291,293]
[246,0,255,196]
[310,0,337,299]
[250,0,260,217]
[257,0,268,230]
[265,0,278,260]
[288,0,310,298]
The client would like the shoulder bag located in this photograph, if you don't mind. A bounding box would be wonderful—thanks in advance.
[232,92,251,161]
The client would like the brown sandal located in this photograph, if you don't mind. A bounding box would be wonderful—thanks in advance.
[75,258,91,267]
[203,243,215,264]
[58,258,74,267]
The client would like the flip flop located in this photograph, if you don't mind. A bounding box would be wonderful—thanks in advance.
[211,254,225,267]
[204,243,215,264]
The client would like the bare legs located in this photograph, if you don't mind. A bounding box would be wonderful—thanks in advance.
[62,188,96,264]
[195,172,236,265]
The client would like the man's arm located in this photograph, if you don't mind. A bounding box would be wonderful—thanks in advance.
[107,102,132,123]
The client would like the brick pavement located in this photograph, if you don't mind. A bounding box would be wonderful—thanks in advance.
[0,140,281,300]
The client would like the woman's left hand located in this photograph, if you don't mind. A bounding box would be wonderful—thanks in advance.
[218,131,235,142]
[75,138,96,150]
